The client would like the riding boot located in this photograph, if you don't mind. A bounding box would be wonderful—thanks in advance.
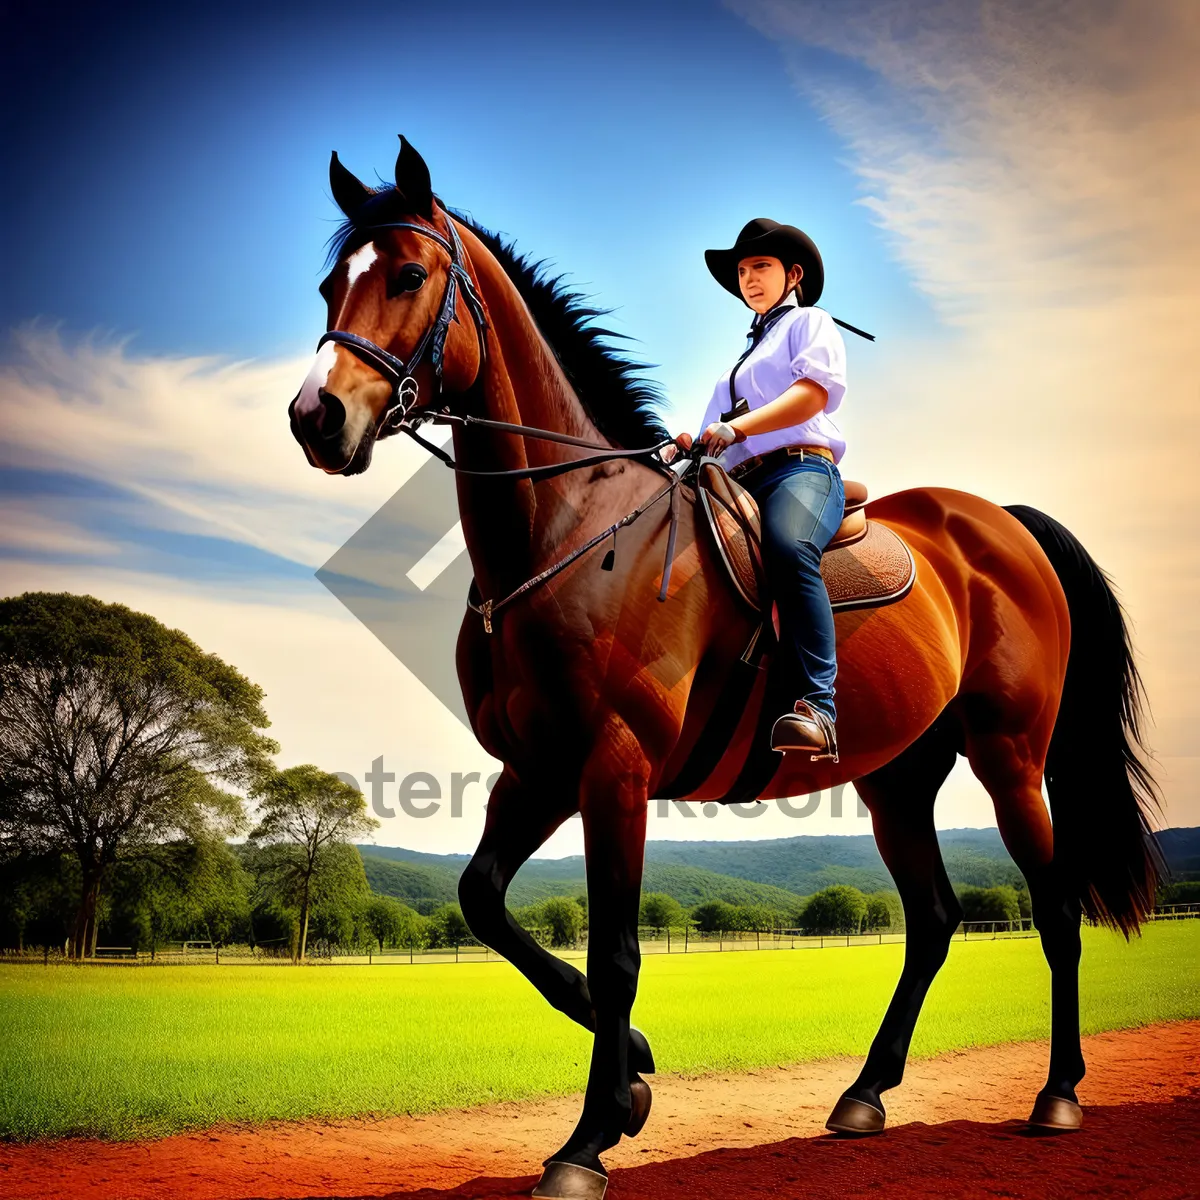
[770,698,839,761]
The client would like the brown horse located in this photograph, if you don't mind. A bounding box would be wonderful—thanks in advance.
[289,138,1162,1199]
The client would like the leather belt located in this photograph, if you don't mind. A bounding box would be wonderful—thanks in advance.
[728,444,835,482]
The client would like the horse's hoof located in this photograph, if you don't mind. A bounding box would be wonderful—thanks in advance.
[532,1160,608,1199]
[627,1076,652,1137]
[826,1094,886,1135]
[1028,1091,1083,1131]
[629,1026,656,1075]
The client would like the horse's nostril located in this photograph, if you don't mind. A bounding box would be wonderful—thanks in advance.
[316,388,347,439]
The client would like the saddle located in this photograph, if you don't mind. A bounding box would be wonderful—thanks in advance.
[695,459,916,620]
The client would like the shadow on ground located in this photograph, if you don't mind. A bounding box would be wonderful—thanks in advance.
[278,1088,1200,1200]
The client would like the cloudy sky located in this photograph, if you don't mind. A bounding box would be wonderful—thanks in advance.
[2,0,1196,855]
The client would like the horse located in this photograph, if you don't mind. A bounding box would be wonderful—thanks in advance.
[288,137,1162,1199]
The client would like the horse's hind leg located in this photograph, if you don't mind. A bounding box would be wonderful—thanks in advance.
[964,730,1085,1130]
[458,767,654,1076]
[827,713,962,1135]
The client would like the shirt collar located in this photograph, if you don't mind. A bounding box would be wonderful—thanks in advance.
[747,290,799,342]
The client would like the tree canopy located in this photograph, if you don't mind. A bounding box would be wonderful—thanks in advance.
[0,592,277,956]
[249,764,378,960]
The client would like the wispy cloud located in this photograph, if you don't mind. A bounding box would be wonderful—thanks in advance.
[0,325,423,569]
[732,0,1200,803]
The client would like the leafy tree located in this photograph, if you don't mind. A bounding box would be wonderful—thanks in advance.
[1158,881,1200,905]
[639,892,683,934]
[307,852,372,953]
[540,896,586,948]
[427,902,471,948]
[690,899,738,933]
[731,903,777,933]
[106,838,252,955]
[0,593,276,957]
[365,895,408,951]
[248,765,378,960]
[864,891,903,932]
[0,850,79,951]
[800,885,867,935]
[957,884,1021,924]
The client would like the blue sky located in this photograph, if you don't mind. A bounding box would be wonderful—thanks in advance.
[2,0,926,364]
[3,0,1196,850]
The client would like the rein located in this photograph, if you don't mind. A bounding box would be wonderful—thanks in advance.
[404,408,691,633]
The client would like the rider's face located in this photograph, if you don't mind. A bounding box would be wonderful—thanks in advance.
[737,256,801,314]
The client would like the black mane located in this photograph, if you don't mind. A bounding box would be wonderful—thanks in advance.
[326,189,670,450]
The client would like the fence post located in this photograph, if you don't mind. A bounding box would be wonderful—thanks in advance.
[684,925,689,953]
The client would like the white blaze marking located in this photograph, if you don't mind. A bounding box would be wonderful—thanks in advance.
[346,242,378,287]
[295,339,339,417]
[406,520,469,591]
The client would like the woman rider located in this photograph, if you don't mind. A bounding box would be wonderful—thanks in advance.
[673,219,848,761]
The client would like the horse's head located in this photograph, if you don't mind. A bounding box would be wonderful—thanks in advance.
[289,137,487,475]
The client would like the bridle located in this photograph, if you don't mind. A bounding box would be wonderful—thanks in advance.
[317,212,490,439]
[311,208,706,635]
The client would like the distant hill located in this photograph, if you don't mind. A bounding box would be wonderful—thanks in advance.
[1156,826,1200,880]
[357,826,1200,909]
[359,849,805,911]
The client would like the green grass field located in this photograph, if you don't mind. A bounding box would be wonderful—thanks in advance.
[2,922,1197,1141]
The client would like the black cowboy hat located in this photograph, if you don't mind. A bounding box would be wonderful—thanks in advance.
[705,218,824,307]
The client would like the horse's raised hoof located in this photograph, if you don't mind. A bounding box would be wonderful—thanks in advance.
[532,1160,608,1199]
[826,1094,886,1135]
[626,1076,653,1137]
[1028,1091,1083,1132]
[629,1026,656,1075]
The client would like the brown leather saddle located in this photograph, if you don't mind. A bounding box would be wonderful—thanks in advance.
[654,459,917,807]
[695,459,916,623]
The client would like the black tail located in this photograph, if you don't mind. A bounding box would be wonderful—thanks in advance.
[1004,505,1164,936]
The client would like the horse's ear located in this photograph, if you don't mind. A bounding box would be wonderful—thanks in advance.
[329,151,372,217]
[394,135,433,218]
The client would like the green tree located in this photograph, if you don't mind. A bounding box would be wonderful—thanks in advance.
[0,593,276,958]
[427,902,470,948]
[540,896,586,948]
[248,765,378,961]
[365,895,409,951]
[800,885,868,935]
[690,899,738,933]
[957,884,1021,924]
[732,903,777,933]
[864,891,903,932]
[639,892,683,935]
[0,850,79,952]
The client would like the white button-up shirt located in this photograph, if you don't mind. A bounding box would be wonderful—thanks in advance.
[696,294,848,470]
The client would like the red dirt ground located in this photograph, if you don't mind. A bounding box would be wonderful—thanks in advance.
[3,1021,1198,1200]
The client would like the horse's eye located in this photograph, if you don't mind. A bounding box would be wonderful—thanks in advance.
[394,263,428,293]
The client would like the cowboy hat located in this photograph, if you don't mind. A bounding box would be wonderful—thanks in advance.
[705,218,824,307]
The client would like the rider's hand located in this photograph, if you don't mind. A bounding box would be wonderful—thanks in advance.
[662,431,693,464]
[699,421,746,451]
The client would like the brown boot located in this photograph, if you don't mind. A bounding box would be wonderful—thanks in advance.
[770,699,839,762]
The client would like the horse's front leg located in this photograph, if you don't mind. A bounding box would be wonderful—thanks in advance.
[535,728,650,1200]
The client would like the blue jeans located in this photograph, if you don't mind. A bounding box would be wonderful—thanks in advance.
[747,455,844,722]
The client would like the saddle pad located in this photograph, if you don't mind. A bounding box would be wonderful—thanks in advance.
[696,461,916,614]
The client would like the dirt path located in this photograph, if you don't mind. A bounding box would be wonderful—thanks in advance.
[3,1021,1198,1199]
